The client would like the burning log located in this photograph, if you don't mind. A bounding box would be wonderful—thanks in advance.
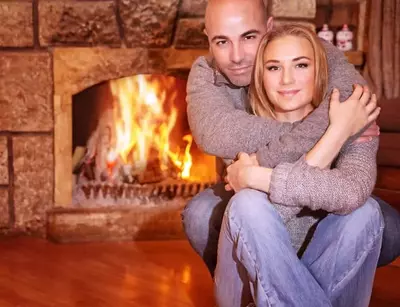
[74,75,195,190]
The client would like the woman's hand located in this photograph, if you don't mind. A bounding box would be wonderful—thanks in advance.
[329,85,380,139]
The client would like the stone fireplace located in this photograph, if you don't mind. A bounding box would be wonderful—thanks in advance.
[50,45,217,242]
[0,0,334,242]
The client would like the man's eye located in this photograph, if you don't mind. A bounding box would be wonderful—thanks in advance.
[216,40,227,46]
[244,35,256,40]
[266,66,279,71]
[296,63,309,68]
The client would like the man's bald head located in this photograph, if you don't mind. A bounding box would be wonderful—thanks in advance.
[204,0,271,86]
[205,0,268,32]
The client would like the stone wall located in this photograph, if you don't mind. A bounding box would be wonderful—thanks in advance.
[0,0,317,238]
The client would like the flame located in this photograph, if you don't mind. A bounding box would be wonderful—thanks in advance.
[107,75,193,180]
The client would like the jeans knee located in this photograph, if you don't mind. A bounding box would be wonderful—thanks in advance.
[361,197,384,230]
[346,198,384,242]
[181,185,230,244]
[226,189,282,228]
[181,188,212,234]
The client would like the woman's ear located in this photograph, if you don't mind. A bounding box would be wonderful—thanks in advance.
[266,17,274,32]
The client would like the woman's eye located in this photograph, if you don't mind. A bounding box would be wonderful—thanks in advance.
[296,63,309,68]
[266,66,279,71]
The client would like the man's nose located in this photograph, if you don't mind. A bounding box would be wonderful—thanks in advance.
[230,43,244,64]
[281,67,295,85]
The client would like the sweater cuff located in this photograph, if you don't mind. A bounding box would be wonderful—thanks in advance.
[269,155,308,206]
[256,149,272,168]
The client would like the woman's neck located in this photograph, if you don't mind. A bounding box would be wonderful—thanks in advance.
[274,104,315,123]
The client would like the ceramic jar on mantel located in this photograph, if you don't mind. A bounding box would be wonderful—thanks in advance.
[336,24,354,51]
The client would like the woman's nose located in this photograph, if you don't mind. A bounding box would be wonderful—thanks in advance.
[281,68,295,85]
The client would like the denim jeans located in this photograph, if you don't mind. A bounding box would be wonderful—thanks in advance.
[372,195,400,266]
[213,190,383,307]
[181,182,400,274]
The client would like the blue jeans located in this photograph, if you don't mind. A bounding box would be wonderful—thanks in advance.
[214,189,383,307]
[182,183,400,275]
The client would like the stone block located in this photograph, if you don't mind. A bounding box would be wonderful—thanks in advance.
[0,52,53,131]
[0,1,33,47]
[0,188,9,228]
[274,20,316,32]
[119,0,180,47]
[13,136,53,235]
[179,0,207,17]
[270,0,316,19]
[174,18,208,49]
[53,48,148,95]
[39,0,120,46]
[147,48,208,73]
[47,201,187,243]
[0,137,8,185]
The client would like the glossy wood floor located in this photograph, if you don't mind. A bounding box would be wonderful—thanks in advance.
[0,237,398,307]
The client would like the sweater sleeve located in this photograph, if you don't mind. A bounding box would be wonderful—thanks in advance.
[268,138,379,215]
[186,56,292,160]
[187,40,368,168]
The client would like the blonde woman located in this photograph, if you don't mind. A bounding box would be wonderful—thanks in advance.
[217,25,383,307]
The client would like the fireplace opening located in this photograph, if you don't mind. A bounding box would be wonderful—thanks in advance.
[71,74,216,207]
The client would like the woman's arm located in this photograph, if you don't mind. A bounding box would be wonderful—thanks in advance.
[225,86,380,213]
[264,87,380,213]
[226,85,379,191]
[305,86,379,169]
[268,138,378,214]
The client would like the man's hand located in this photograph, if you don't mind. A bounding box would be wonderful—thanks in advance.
[353,121,380,144]
[225,152,258,192]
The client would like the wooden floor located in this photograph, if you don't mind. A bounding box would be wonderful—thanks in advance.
[0,237,398,307]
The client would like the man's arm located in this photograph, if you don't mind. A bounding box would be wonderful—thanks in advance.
[187,42,367,168]
[268,138,378,215]
[186,56,292,160]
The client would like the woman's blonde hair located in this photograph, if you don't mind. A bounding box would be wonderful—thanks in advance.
[249,24,328,118]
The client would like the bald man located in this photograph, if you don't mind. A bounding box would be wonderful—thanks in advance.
[182,0,400,305]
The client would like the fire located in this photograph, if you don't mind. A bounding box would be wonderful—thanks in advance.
[107,75,193,180]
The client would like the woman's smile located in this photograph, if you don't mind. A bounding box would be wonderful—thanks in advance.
[277,89,301,97]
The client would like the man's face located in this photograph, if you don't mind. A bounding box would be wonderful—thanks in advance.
[205,1,268,87]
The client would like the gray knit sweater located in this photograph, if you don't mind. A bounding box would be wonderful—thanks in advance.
[186,39,379,251]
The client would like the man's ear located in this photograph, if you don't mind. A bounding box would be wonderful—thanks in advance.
[204,28,213,54]
[266,17,274,32]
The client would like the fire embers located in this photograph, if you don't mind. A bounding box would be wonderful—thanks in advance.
[74,180,214,207]
[73,75,194,186]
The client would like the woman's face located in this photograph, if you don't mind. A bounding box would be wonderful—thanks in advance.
[262,35,315,122]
